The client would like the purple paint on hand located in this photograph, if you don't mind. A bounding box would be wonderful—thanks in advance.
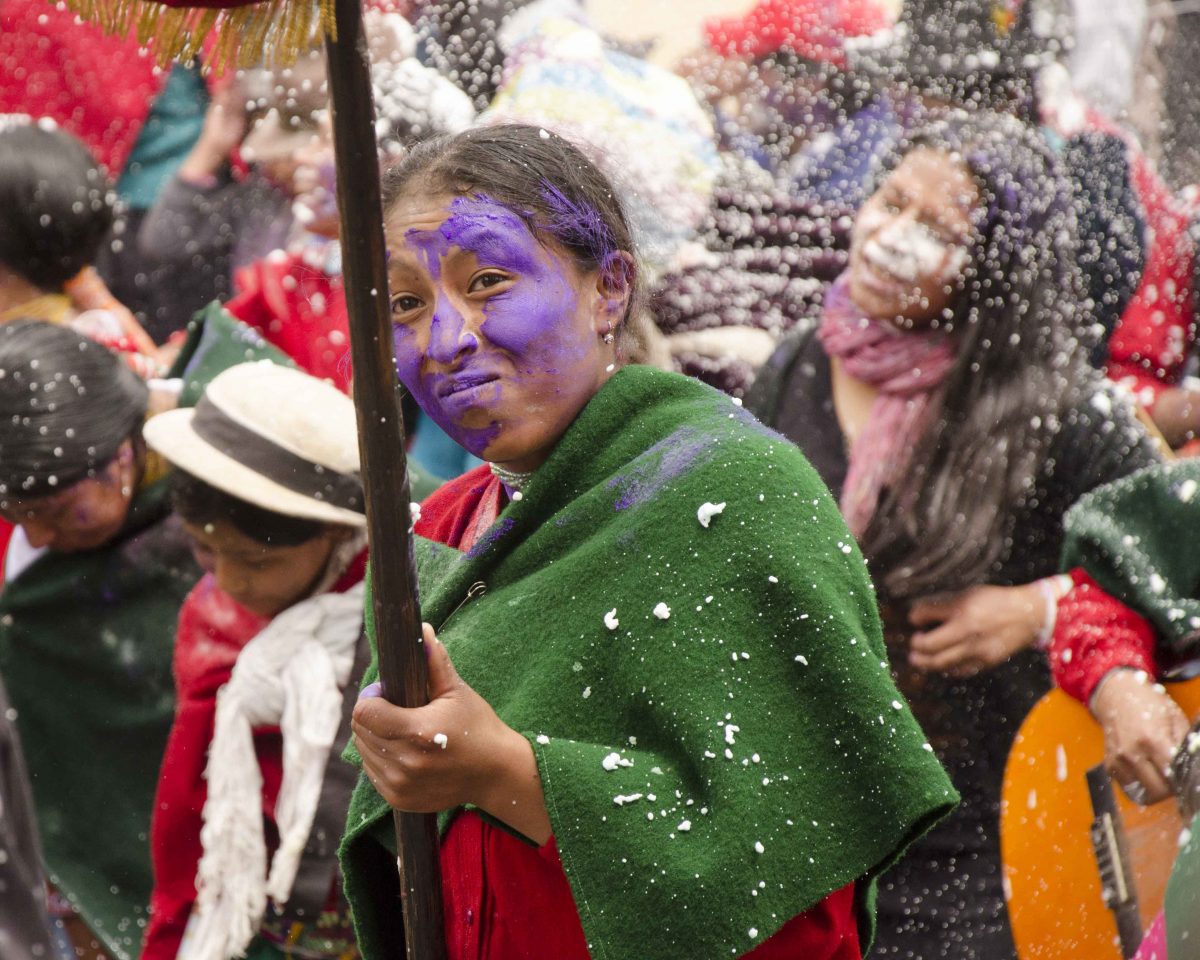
[358,681,384,701]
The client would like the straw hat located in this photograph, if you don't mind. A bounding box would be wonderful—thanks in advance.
[144,361,366,528]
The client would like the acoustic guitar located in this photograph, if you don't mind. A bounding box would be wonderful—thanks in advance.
[1000,672,1200,959]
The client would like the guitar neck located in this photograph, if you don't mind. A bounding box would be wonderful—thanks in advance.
[1086,765,1144,959]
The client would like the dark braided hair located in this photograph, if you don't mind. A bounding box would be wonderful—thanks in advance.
[0,319,147,501]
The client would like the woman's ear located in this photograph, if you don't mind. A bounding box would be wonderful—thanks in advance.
[590,251,636,334]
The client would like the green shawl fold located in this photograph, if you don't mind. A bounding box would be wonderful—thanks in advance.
[0,481,199,960]
[1166,811,1199,956]
[167,300,294,406]
[340,366,956,959]
[1061,459,1200,658]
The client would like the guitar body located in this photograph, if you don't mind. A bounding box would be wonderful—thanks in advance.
[1001,677,1200,960]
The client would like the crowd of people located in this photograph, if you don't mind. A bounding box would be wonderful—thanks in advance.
[0,0,1198,958]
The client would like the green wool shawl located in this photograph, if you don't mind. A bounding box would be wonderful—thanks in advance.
[340,367,956,959]
[0,481,198,960]
[1166,811,1199,957]
[167,300,294,406]
[1061,458,1200,657]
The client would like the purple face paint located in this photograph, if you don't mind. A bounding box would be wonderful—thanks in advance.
[390,193,591,460]
[607,427,716,511]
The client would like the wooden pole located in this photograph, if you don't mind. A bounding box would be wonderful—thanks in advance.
[323,4,447,958]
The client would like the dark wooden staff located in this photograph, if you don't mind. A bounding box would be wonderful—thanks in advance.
[324,2,447,957]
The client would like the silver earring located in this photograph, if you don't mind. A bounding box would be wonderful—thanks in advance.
[603,332,615,344]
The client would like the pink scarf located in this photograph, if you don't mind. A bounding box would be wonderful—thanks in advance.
[817,276,957,538]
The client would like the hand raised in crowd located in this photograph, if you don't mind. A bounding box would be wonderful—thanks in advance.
[352,623,552,844]
[1090,668,1191,806]
[908,583,1046,677]
[177,81,247,186]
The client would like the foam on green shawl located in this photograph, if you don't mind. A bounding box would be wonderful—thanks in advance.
[340,366,956,959]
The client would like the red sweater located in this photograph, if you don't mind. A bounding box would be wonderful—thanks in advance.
[1049,569,1158,705]
[418,467,861,960]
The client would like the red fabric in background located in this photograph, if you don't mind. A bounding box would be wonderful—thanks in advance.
[702,0,890,66]
[1103,130,1197,406]
[226,253,353,393]
[142,552,367,960]
[0,0,165,175]
[1050,569,1159,705]
[415,470,862,960]
[0,522,13,581]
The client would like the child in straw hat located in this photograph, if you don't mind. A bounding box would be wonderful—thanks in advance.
[141,360,370,960]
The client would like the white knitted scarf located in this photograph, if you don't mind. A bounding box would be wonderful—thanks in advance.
[179,572,366,960]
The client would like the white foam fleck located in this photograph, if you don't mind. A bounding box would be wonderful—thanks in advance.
[697,501,726,528]
[602,752,632,771]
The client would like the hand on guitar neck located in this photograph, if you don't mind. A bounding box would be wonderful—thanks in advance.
[1090,668,1192,806]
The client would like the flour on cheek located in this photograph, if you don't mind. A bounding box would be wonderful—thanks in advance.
[863,219,968,287]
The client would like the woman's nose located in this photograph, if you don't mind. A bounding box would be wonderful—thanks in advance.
[426,301,479,366]
[214,562,250,603]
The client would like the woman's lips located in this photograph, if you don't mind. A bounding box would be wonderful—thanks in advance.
[437,372,500,399]
[433,372,503,415]
[855,256,911,297]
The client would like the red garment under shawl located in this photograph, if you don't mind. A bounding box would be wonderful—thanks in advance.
[417,466,861,960]
[1050,569,1158,705]
[142,552,367,960]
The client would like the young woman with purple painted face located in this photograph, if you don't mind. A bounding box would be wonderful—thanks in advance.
[342,124,954,960]
[386,190,629,473]
[747,114,1161,959]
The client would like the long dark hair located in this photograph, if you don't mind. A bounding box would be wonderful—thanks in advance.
[862,112,1094,598]
[380,123,643,327]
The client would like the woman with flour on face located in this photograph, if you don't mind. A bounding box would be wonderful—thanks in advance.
[748,114,1161,960]
[341,123,956,960]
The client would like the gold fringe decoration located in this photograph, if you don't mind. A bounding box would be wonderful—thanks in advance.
[64,0,335,72]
